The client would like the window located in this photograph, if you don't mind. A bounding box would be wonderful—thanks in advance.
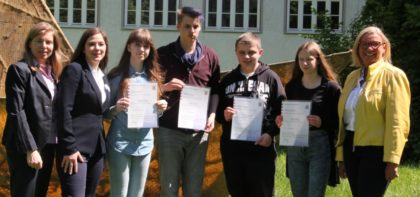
[46,0,97,27]
[206,0,260,32]
[125,0,179,29]
[287,0,342,33]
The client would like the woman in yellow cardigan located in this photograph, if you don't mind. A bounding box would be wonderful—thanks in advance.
[335,26,410,196]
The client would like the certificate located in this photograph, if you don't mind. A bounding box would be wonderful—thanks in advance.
[177,85,210,130]
[231,97,264,141]
[127,81,158,128]
[279,101,311,146]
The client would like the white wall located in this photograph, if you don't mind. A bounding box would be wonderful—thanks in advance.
[60,0,365,72]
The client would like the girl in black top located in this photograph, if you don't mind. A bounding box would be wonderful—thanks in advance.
[275,41,341,197]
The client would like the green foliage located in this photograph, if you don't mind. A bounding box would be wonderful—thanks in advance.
[302,0,420,161]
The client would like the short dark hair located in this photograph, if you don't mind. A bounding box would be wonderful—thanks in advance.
[177,6,203,23]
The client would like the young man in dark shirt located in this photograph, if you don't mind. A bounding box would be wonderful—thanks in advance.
[156,6,220,197]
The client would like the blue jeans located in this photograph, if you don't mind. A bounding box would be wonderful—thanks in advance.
[287,130,331,197]
[107,145,152,197]
[155,127,209,197]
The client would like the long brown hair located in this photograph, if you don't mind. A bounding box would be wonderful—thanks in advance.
[23,22,67,80]
[108,28,162,98]
[71,27,109,71]
[292,41,337,82]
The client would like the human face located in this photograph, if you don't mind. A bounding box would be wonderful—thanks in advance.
[30,31,54,64]
[298,50,318,75]
[177,16,201,44]
[128,42,150,65]
[358,33,385,66]
[84,33,106,67]
[235,41,263,73]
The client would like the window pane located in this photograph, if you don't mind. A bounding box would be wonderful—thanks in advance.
[155,12,162,25]
[141,11,149,25]
[222,0,230,12]
[208,14,216,26]
[249,14,257,28]
[87,0,95,9]
[60,0,68,8]
[235,14,243,27]
[331,2,340,15]
[303,15,311,28]
[73,10,81,23]
[142,0,150,10]
[87,10,95,23]
[128,0,136,10]
[331,16,339,29]
[304,1,312,14]
[317,16,324,28]
[127,11,136,24]
[168,0,177,11]
[168,12,176,25]
[59,9,68,22]
[222,13,230,27]
[74,0,81,8]
[46,0,54,6]
[317,1,325,14]
[290,1,298,14]
[236,0,243,12]
[155,0,163,10]
[249,0,258,13]
[289,15,297,28]
[209,0,217,12]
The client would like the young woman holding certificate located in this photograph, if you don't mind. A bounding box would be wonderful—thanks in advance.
[275,41,341,197]
[105,28,167,197]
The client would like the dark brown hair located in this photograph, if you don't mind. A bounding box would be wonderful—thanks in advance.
[71,27,109,71]
[23,22,67,80]
[292,41,337,82]
[108,28,163,98]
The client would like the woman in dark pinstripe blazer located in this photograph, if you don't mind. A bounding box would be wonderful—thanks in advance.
[3,22,66,197]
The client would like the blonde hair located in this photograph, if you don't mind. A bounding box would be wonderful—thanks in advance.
[352,26,392,67]
[24,22,66,80]
[235,32,262,50]
[293,41,337,82]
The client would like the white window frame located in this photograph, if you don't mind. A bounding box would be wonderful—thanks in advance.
[124,0,179,29]
[205,0,261,32]
[47,0,97,27]
[286,0,343,33]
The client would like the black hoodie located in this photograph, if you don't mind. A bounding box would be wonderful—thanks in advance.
[216,62,286,142]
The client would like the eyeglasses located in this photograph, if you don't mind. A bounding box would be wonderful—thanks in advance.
[359,41,384,49]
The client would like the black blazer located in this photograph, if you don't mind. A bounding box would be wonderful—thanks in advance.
[3,61,57,153]
[56,59,110,157]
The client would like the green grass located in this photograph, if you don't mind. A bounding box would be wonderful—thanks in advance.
[274,148,420,197]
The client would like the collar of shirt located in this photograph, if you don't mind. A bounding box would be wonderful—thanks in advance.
[128,65,147,78]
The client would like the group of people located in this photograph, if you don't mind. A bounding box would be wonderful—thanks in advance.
[3,5,410,197]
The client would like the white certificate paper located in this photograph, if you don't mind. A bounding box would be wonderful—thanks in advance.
[127,81,158,128]
[280,101,312,146]
[231,97,264,141]
[177,85,210,130]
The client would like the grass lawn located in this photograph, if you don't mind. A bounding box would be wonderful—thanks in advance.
[274,148,420,197]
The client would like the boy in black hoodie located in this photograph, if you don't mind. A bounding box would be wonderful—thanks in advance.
[216,32,286,197]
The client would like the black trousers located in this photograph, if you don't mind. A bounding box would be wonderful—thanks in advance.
[343,131,389,197]
[220,139,276,197]
[56,150,104,197]
[6,144,56,197]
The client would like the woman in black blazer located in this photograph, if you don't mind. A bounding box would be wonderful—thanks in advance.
[3,22,66,197]
[56,28,110,197]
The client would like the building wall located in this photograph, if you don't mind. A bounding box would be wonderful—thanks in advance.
[60,0,365,72]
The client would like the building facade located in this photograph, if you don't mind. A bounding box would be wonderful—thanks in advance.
[45,0,365,71]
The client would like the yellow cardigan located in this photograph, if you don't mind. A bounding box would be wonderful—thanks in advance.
[336,59,411,164]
